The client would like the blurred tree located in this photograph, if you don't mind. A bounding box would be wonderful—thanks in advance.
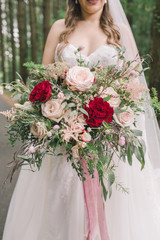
[29,0,37,62]
[53,0,59,19]
[8,0,16,82]
[150,0,160,100]
[17,0,27,82]
[0,0,6,83]
[43,0,51,43]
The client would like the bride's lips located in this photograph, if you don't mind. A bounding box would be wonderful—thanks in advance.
[87,0,99,5]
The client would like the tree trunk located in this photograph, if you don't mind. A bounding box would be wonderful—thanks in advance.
[53,0,59,20]
[43,0,51,44]
[127,0,133,26]
[17,0,27,83]
[29,0,37,62]
[0,0,6,83]
[8,0,16,82]
[149,0,160,100]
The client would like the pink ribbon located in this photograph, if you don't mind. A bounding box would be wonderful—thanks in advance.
[82,159,110,240]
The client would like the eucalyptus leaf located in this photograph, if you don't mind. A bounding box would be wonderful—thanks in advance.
[114,108,125,114]
[79,108,89,117]
[65,102,76,109]
[103,121,111,129]
[103,96,112,102]
[131,129,143,136]
[108,171,115,187]
[46,119,51,131]
[127,146,133,166]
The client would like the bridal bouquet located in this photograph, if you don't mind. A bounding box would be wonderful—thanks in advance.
[1,47,157,199]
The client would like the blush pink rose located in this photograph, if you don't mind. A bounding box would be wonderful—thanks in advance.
[114,107,134,127]
[66,66,94,92]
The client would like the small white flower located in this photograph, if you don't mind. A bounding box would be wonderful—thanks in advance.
[87,127,92,132]
[0,89,3,95]
[5,85,11,91]
[79,141,87,148]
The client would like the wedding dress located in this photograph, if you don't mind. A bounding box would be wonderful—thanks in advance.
[2,43,160,240]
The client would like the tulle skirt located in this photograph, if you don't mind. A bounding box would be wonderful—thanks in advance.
[2,115,160,240]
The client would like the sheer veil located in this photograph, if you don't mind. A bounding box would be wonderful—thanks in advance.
[108,0,160,170]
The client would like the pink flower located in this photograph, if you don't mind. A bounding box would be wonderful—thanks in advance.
[66,66,94,92]
[118,136,125,146]
[58,92,64,99]
[81,130,91,142]
[29,145,35,154]
[98,65,104,70]
[47,131,52,137]
[105,129,110,134]
[53,125,60,130]
[124,79,149,103]
[115,81,121,88]
[129,70,138,78]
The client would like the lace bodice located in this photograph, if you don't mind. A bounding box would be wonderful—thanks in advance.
[55,43,120,68]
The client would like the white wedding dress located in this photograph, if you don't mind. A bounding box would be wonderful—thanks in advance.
[2,43,160,240]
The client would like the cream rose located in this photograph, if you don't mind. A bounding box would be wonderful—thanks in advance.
[101,87,121,109]
[114,107,134,127]
[66,66,94,92]
[30,122,47,139]
[41,99,66,123]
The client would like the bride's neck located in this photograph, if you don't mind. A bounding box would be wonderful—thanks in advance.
[81,8,102,24]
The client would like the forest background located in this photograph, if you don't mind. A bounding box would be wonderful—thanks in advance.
[0,0,160,100]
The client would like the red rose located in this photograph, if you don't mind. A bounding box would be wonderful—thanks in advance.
[84,97,114,127]
[29,81,52,102]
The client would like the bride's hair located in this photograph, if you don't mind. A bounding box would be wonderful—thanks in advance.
[59,0,121,49]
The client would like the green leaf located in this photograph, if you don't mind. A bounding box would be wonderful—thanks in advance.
[100,177,108,201]
[63,89,72,94]
[46,119,51,131]
[131,129,143,137]
[65,102,76,109]
[103,121,111,129]
[79,108,89,117]
[103,96,112,102]
[127,146,133,166]
[114,108,125,114]
[108,171,115,187]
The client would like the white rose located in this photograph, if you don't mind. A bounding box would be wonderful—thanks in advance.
[114,107,134,127]
[14,101,35,112]
[101,87,121,109]
[41,99,66,123]
[30,122,47,139]
[66,66,94,92]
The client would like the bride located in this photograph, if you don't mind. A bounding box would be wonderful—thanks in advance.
[2,0,160,239]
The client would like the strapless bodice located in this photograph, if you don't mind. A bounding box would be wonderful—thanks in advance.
[55,43,120,68]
